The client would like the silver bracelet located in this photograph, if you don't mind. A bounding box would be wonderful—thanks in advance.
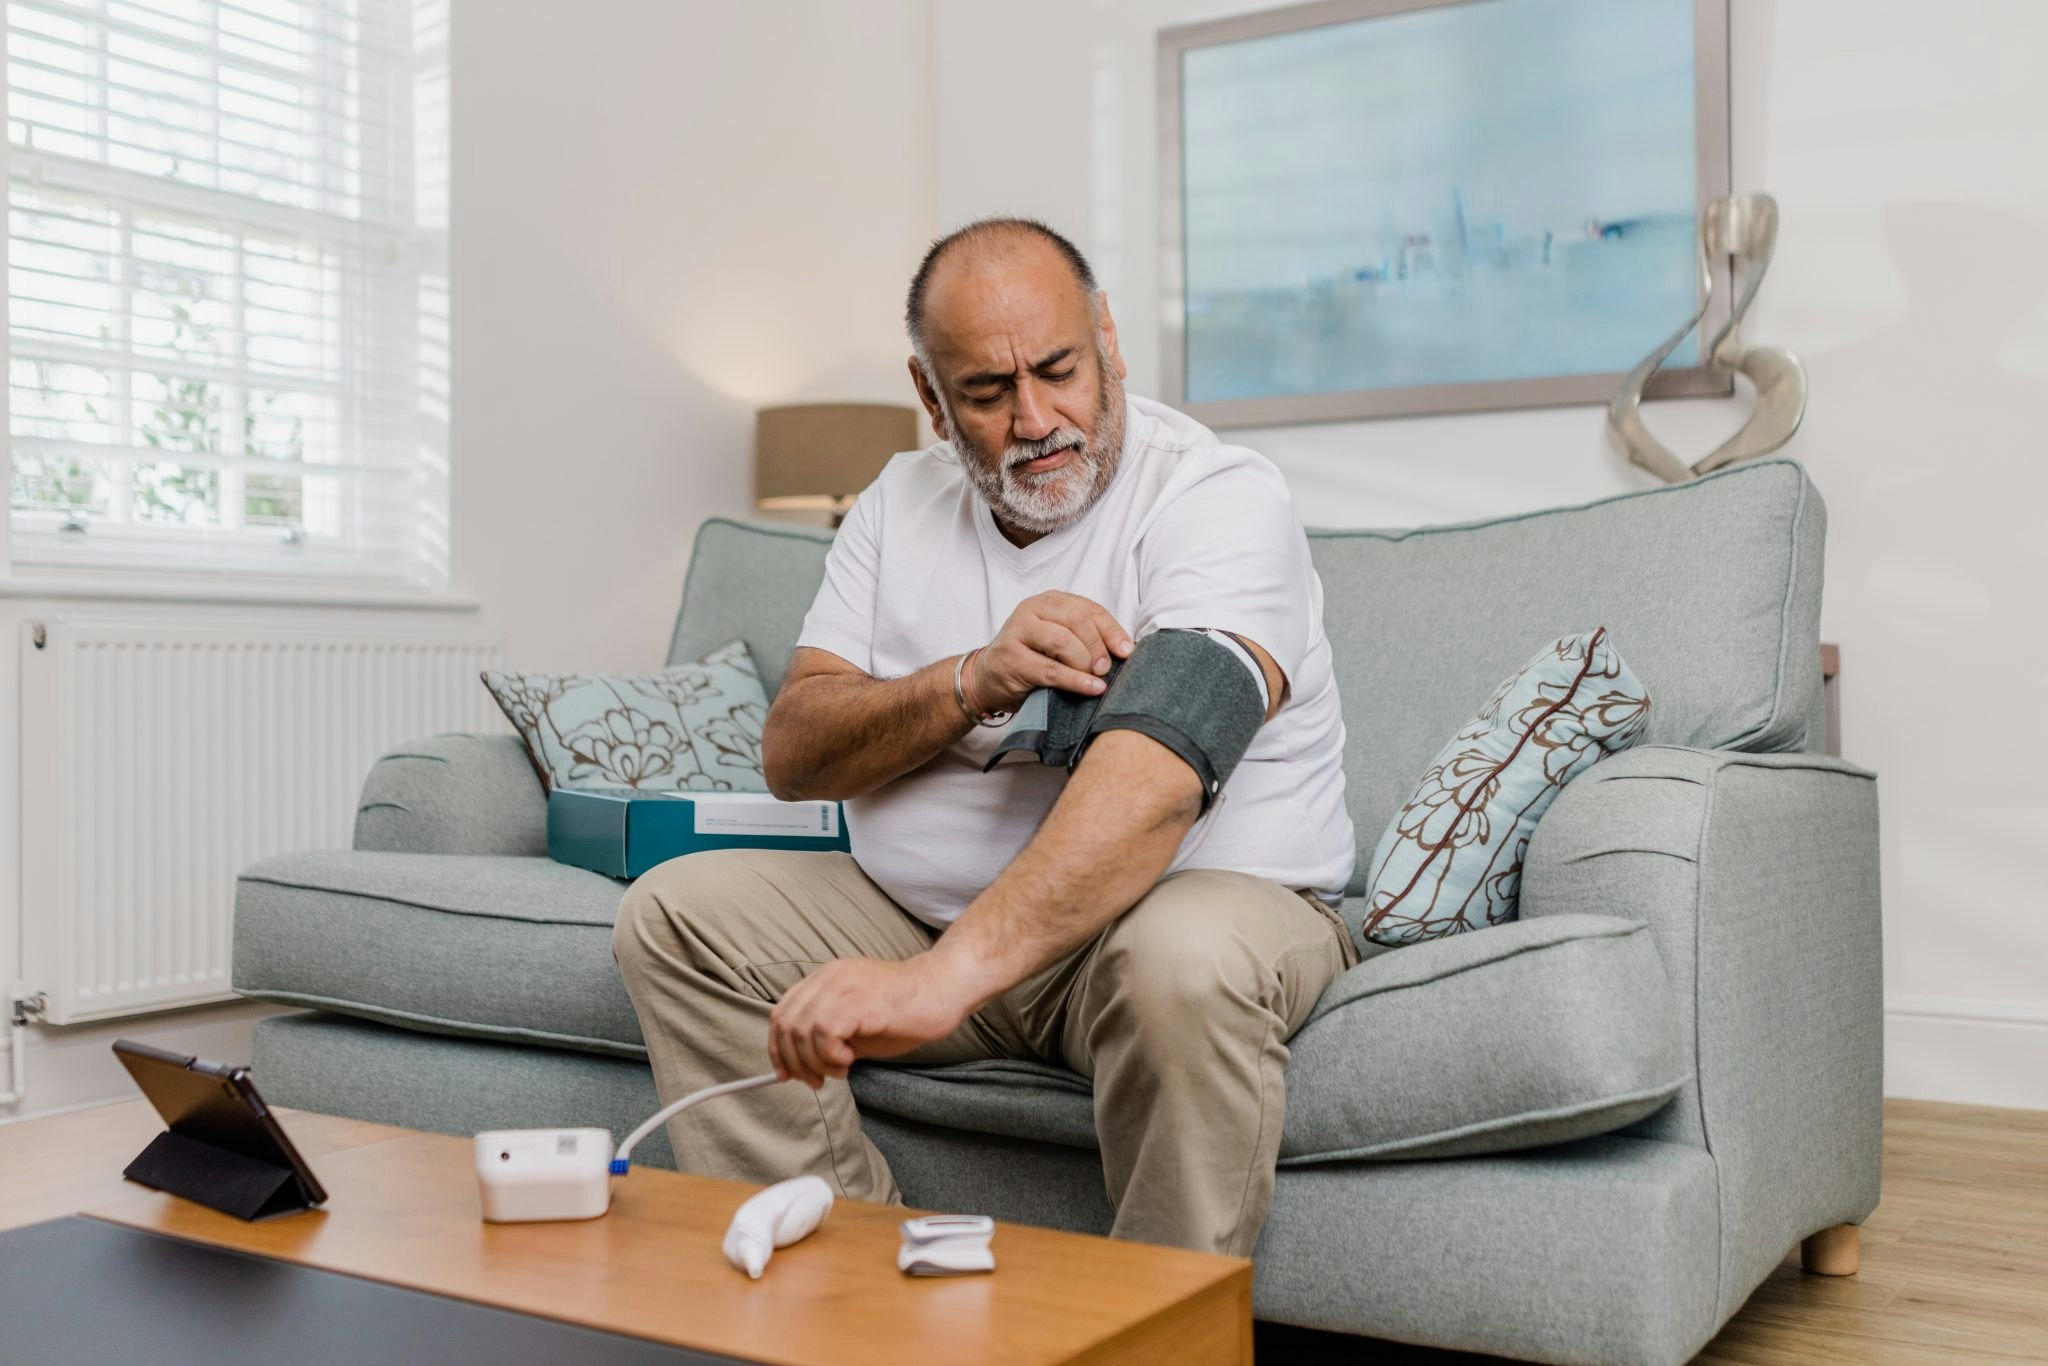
[952,649,1010,728]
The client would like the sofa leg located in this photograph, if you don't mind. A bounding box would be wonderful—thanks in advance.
[1801,1223,1860,1276]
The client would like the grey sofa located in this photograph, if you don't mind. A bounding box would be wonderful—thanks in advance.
[235,457,1881,1366]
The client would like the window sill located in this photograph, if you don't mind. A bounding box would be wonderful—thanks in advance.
[0,569,481,611]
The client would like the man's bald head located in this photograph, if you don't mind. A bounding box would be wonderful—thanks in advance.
[905,217,1098,367]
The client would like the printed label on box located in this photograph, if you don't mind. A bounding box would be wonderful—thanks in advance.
[684,793,840,840]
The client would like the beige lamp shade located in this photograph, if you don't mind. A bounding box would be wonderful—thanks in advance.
[754,402,919,519]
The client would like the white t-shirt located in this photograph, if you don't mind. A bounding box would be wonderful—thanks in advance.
[795,394,1355,929]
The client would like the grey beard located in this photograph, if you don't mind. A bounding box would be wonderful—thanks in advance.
[948,366,1126,536]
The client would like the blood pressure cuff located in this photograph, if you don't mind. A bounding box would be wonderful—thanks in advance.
[983,627,1266,811]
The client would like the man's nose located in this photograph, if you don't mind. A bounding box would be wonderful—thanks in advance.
[1010,377,1059,442]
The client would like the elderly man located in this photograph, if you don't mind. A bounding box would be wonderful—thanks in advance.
[613,217,1354,1256]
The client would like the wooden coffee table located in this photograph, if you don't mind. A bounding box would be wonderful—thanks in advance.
[0,1100,1251,1365]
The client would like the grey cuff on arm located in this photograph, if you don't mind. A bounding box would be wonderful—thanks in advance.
[982,627,1266,811]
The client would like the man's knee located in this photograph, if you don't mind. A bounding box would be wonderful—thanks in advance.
[1093,875,1276,1031]
[611,850,745,981]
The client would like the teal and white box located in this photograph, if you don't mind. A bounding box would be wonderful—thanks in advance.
[547,788,850,879]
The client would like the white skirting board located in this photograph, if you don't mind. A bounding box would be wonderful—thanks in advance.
[1884,997,2048,1111]
[0,999,292,1125]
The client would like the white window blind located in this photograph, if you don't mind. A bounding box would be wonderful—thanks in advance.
[5,0,449,585]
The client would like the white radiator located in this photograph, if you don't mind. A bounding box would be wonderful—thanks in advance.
[19,620,504,1025]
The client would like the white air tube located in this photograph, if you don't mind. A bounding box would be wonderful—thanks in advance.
[611,1071,782,1173]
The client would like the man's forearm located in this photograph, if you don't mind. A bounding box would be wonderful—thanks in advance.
[763,730,1202,1088]
[763,654,974,800]
[926,731,1203,1010]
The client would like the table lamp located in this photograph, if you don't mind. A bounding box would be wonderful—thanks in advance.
[754,402,918,525]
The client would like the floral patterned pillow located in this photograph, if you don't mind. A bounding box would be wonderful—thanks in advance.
[481,640,770,793]
[1361,629,1650,947]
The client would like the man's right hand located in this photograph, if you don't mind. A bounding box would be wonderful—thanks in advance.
[972,591,1135,713]
[763,595,1133,801]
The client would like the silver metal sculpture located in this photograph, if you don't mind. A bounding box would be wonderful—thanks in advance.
[1608,193,1807,483]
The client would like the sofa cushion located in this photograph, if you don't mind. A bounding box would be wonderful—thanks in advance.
[241,850,1684,1163]
[666,518,834,697]
[353,733,549,858]
[482,640,771,794]
[1282,914,1687,1161]
[234,851,645,1058]
[1361,629,1650,946]
[852,914,1688,1163]
[853,1059,1099,1150]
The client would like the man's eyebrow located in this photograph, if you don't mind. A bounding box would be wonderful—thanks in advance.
[957,347,1078,389]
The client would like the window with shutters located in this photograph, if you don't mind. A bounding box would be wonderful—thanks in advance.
[5,0,448,585]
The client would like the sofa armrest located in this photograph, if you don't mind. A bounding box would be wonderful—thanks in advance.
[353,733,547,856]
[1522,744,1882,1324]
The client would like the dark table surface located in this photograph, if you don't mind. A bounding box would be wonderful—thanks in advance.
[1,1216,741,1366]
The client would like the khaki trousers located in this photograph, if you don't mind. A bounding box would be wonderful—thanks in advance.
[611,849,1356,1257]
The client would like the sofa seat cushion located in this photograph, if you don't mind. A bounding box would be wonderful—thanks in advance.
[234,851,646,1058]
[1281,913,1688,1161]
[851,914,1689,1164]
[853,1059,1099,1150]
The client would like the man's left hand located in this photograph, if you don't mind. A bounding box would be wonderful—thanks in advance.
[768,955,975,1089]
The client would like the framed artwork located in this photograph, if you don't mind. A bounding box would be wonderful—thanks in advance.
[1158,0,1732,426]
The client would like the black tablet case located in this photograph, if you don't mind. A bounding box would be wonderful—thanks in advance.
[123,1128,316,1221]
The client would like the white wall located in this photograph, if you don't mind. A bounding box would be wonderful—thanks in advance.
[935,0,2048,1107]
[454,0,938,672]
[0,0,939,1123]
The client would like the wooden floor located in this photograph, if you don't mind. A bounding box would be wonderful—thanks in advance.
[1254,1099,2048,1364]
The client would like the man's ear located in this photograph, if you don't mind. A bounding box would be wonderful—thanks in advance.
[1096,291,1129,381]
[908,356,948,440]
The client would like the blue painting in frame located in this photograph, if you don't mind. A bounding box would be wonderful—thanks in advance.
[1159,0,1731,425]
